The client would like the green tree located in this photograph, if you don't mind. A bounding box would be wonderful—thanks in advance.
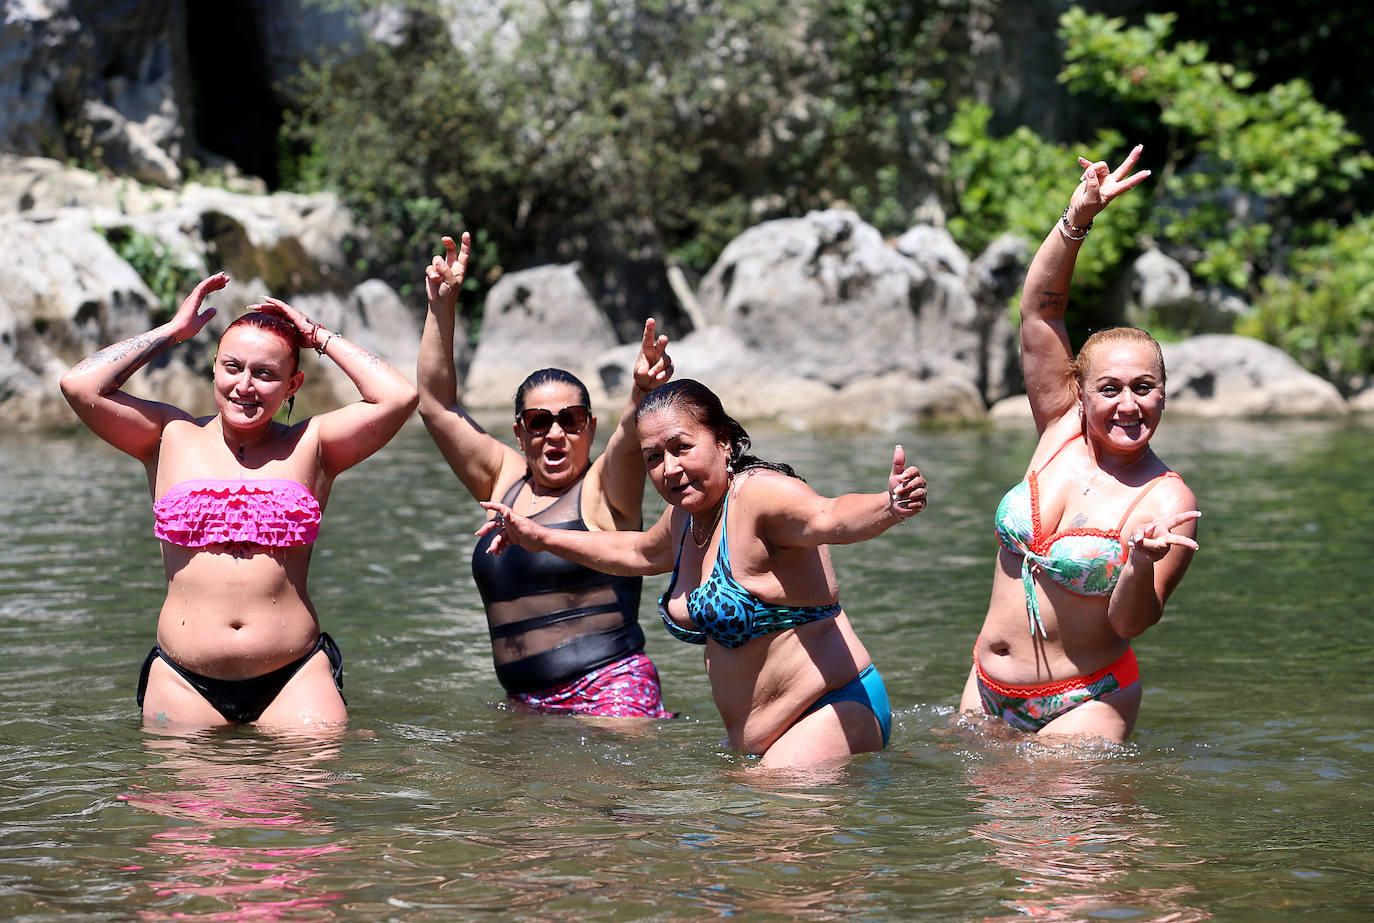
[1056,8,1370,294]
[284,0,985,327]
[1240,216,1374,391]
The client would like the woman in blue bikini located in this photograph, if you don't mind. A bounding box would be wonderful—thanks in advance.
[959,146,1200,742]
[480,379,928,768]
[61,272,418,728]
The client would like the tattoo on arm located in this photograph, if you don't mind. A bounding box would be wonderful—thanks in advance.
[1036,291,1068,316]
[70,333,173,391]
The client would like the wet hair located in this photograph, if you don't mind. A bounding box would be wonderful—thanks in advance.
[636,379,802,481]
[221,311,303,373]
[1071,326,1166,389]
[514,368,592,415]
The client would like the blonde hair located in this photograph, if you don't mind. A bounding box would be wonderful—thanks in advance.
[1070,327,1165,388]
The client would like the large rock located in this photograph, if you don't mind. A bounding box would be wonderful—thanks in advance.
[0,0,190,185]
[593,324,985,431]
[992,335,1349,422]
[696,209,1014,402]
[1111,248,1250,333]
[462,263,621,410]
[1162,334,1346,417]
[0,157,404,428]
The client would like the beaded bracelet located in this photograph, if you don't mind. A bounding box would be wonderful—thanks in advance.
[315,331,335,356]
[1058,206,1092,241]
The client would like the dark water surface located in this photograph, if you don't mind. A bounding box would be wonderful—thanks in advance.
[1,418,1370,921]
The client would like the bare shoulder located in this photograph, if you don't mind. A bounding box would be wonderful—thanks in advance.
[733,467,816,510]
[1130,466,1198,530]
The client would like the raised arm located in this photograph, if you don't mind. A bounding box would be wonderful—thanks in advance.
[754,445,927,549]
[477,498,679,577]
[1020,145,1150,433]
[255,296,418,476]
[59,272,225,462]
[588,318,674,528]
[417,232,523,500]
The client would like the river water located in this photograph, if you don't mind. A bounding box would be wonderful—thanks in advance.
[0,417,1369,920]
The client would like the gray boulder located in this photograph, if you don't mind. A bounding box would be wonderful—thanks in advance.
[1111,248,1250,333]
[0,0,190,185]
[463,263,620,410]
[696,209,1013,403]
[1162,334,1346,417]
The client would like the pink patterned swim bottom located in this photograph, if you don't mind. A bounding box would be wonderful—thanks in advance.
[508,652,673,718]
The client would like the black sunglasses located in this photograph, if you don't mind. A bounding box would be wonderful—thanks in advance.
[518,404,590,436]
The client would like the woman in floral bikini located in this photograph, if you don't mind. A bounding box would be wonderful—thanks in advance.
[959,146,1201,742]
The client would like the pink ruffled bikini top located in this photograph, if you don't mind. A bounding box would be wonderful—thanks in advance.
[153,478,322,549]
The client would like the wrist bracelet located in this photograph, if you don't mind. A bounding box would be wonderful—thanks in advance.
[888,489,908,524]
[1058,206,1092,241]
[315,332,334,356]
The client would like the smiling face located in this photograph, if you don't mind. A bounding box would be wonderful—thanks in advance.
[637,407,732,514]
[513,381,597,490]
[1078,341,1166,455]
[214,325,303,432]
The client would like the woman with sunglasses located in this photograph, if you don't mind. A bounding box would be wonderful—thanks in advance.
[418,233,675,717]
[478,379,928,768]
[59,274,419,727]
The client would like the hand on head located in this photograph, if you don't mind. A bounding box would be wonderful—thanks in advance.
[426,232,472,309]
[171,272,229,342]
[887,444,928,522]
[633,319,673,394]
[1128,509,1201,562]
[1069,144,1151,226]
[248,295,320,347]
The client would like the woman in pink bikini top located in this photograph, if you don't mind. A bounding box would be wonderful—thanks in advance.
[61,272,418,729]
[958,146,1201,743]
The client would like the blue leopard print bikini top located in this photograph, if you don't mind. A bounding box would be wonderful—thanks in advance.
[657,489,841,648]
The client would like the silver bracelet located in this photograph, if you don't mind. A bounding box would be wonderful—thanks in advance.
[315,331,335,356]
[1058,206,1092,241]
[888,489,908,524]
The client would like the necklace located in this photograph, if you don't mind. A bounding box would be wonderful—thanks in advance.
[690,501,724,549]
[524,483,561,516]
[1082,452,1150,494]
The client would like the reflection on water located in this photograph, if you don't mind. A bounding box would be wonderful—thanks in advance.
[122,732,350,920]
[0,419,1371,920]
[959,741,1209,923]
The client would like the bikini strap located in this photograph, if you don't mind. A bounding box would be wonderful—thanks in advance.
[1115,471,1181,531]
[1035,433,1083,476]
[715,487,733,569]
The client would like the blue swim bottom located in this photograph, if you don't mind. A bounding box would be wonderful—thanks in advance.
[801,663,892,748]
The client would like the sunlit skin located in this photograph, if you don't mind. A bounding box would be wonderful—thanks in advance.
[415,231,678,715]
[1079,343,1165,463]
[212,325,303,435]
[958,146,1200,743]
[59,271,419,729]
[477,397,928,768]
[513,382,598,495]
[417,231,673,535]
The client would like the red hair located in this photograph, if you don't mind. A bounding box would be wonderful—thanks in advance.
[221,312,303,372]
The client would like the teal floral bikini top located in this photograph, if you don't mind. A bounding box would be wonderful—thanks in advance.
[994,435,1177,637]
[658,491,840,648]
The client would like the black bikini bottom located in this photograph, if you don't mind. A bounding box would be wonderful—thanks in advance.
[136,633,345,724]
